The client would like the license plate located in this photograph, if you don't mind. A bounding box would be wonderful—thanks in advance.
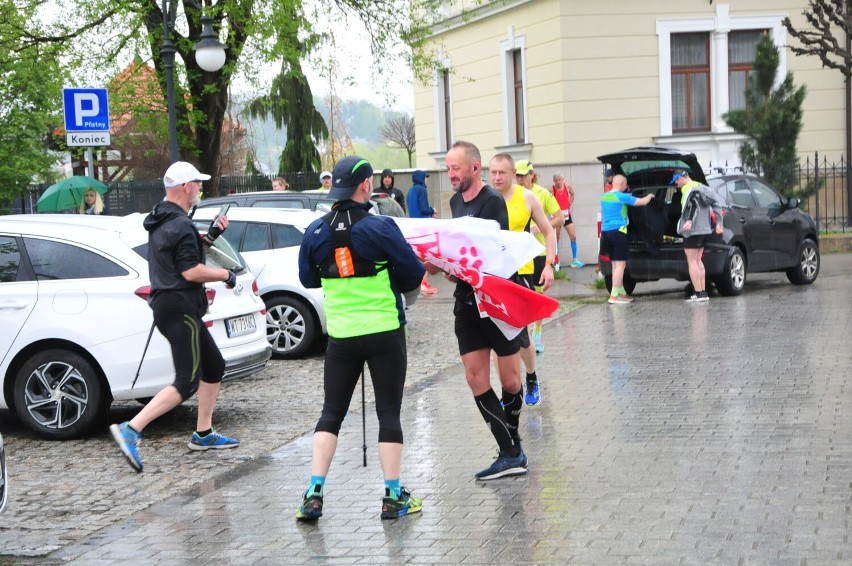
[225,314,257,338]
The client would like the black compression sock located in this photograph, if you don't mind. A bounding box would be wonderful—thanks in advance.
[474,389,514,453]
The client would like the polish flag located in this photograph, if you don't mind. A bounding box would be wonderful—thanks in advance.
[393,217,559,338]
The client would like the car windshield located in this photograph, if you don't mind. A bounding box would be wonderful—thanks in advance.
[132,235,246,271]
[620,159,695,176]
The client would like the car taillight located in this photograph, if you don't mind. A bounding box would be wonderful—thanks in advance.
[135,286,152,301]
[206,288,215,306]
[252,280,259,295]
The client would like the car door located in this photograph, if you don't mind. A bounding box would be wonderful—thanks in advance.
[726,178,773,271]
[238,222,276,277]
[0,235,38,369]
[747,178,798,267]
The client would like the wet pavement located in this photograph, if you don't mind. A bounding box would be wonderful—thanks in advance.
[3,255,852,564]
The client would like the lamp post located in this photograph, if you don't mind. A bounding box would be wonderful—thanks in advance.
[161,1,227,163]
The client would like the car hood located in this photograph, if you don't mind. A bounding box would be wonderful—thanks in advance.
[597,146,708,187]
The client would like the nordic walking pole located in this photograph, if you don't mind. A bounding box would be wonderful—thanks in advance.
[362,365,367,467]
[131,322,156,389]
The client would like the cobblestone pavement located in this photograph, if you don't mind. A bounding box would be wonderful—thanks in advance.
[2,256,851,564]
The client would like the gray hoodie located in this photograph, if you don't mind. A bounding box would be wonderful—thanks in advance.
[677,184,725,237]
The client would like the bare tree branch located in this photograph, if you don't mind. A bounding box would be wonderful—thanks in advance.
[381,115,415,167]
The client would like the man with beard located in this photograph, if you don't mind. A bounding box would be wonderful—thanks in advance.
[427,140,528,480]
[110,161,240,473]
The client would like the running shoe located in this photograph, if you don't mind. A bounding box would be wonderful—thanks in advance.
[188,430,240,451]
[380,487,423,520]
[608,295,633,304]
[571,259,585,268]
[420,282,438,295]
[109,422,143,473]
[532,331,544,353]
[475,449,528,480]
[685,294,699,302]
[696,291,710,302]
[296,491,324,521]
[525,380,541,406]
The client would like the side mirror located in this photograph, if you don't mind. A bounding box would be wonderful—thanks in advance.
[787,197,800,209]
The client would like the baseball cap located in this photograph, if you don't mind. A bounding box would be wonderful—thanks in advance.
[604,168,614,178]
[669,170,689,185]
[515,160,532,175]
[329,156,374,200]
[163,161,211,188]
[319,171,332,182]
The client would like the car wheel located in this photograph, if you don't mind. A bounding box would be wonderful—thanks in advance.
[12,350,103,440]
[713,248,746,296]
[265,296,317,358]
[603,273,636,295]
[786,238,820,285]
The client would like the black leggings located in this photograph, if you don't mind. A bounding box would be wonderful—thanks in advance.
[315,327,407,444]
[152,293,225,401]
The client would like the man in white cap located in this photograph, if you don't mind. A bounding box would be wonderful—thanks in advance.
[110,161,240,473]
[319,170,332,191]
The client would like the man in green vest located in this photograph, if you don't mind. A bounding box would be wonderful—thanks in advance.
[295,155,426,521]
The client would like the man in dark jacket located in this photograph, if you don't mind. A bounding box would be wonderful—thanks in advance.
[110,161,241,473]
[295,155,425,521]
[374,168,407,213]
[406,170,435,218]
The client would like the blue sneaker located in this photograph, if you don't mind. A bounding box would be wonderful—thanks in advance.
[296,489,324,521]
[380,487,423,520]
[109,422,143,473]
[475,449,528,480]
[571,259,585,268]
[532,331,544,353]
[189,430,240,451]
[525,380,541,406]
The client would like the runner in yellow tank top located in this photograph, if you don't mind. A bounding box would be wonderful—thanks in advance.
[488,153,557,413]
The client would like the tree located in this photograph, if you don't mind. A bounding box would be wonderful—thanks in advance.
[0,2,66,202]
[6,0,442,196]
[784,0,852,222]
[381,115,416,167]
[246,56,328,174]
[723,34,807,196]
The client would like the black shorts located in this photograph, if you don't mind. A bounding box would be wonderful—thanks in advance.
[532,256,546,288]
[563,210,573,225]
[683,234,711,249]
[602,229,629,261]
[454,298,523,356]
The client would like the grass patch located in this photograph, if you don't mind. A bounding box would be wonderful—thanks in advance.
[554,268,569,281]
[592,277,607,290]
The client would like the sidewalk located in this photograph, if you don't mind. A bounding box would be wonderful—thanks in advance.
[38,261,852,565]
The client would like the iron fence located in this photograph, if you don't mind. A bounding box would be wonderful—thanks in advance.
[796,153,850,233]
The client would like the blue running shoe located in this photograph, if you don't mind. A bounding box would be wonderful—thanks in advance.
[532,331,544,353]
[571,259,585,268]
[189,430,240,451]
[525,380,541,406]
[109,422,143,473]
[381,487,423,520]
[475,449,528,480]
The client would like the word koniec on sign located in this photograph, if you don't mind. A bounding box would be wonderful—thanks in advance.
[66,132,111,147]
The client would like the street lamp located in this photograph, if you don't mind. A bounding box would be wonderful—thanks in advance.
[161,1,227,162]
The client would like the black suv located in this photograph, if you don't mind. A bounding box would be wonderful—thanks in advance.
[597,146,820,296]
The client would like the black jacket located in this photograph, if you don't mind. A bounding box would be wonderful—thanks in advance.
[143,200,207,314]
[374,169,407,213]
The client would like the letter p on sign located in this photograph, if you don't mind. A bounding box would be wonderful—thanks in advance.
[73,93,99,127]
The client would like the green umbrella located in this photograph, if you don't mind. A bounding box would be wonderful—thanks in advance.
[37,176,109,213]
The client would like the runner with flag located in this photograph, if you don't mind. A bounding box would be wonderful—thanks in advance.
[427,140,540,480]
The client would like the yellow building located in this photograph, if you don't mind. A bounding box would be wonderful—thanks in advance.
[413,1,846,264]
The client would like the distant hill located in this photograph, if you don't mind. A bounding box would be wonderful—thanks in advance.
[231,94,411,173]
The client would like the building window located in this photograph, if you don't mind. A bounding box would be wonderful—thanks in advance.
[728,30,765,111]
[656,8,786,138]
[434,62,453,152]
[671,33,710,132]
[441,69,452,150]
[500,28,527,147]
[512,49,525,144]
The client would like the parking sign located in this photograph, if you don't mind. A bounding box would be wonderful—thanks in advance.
[63,88,110,132]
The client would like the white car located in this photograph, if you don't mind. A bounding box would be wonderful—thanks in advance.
[191,207,326,358]
[0,214,271,440]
